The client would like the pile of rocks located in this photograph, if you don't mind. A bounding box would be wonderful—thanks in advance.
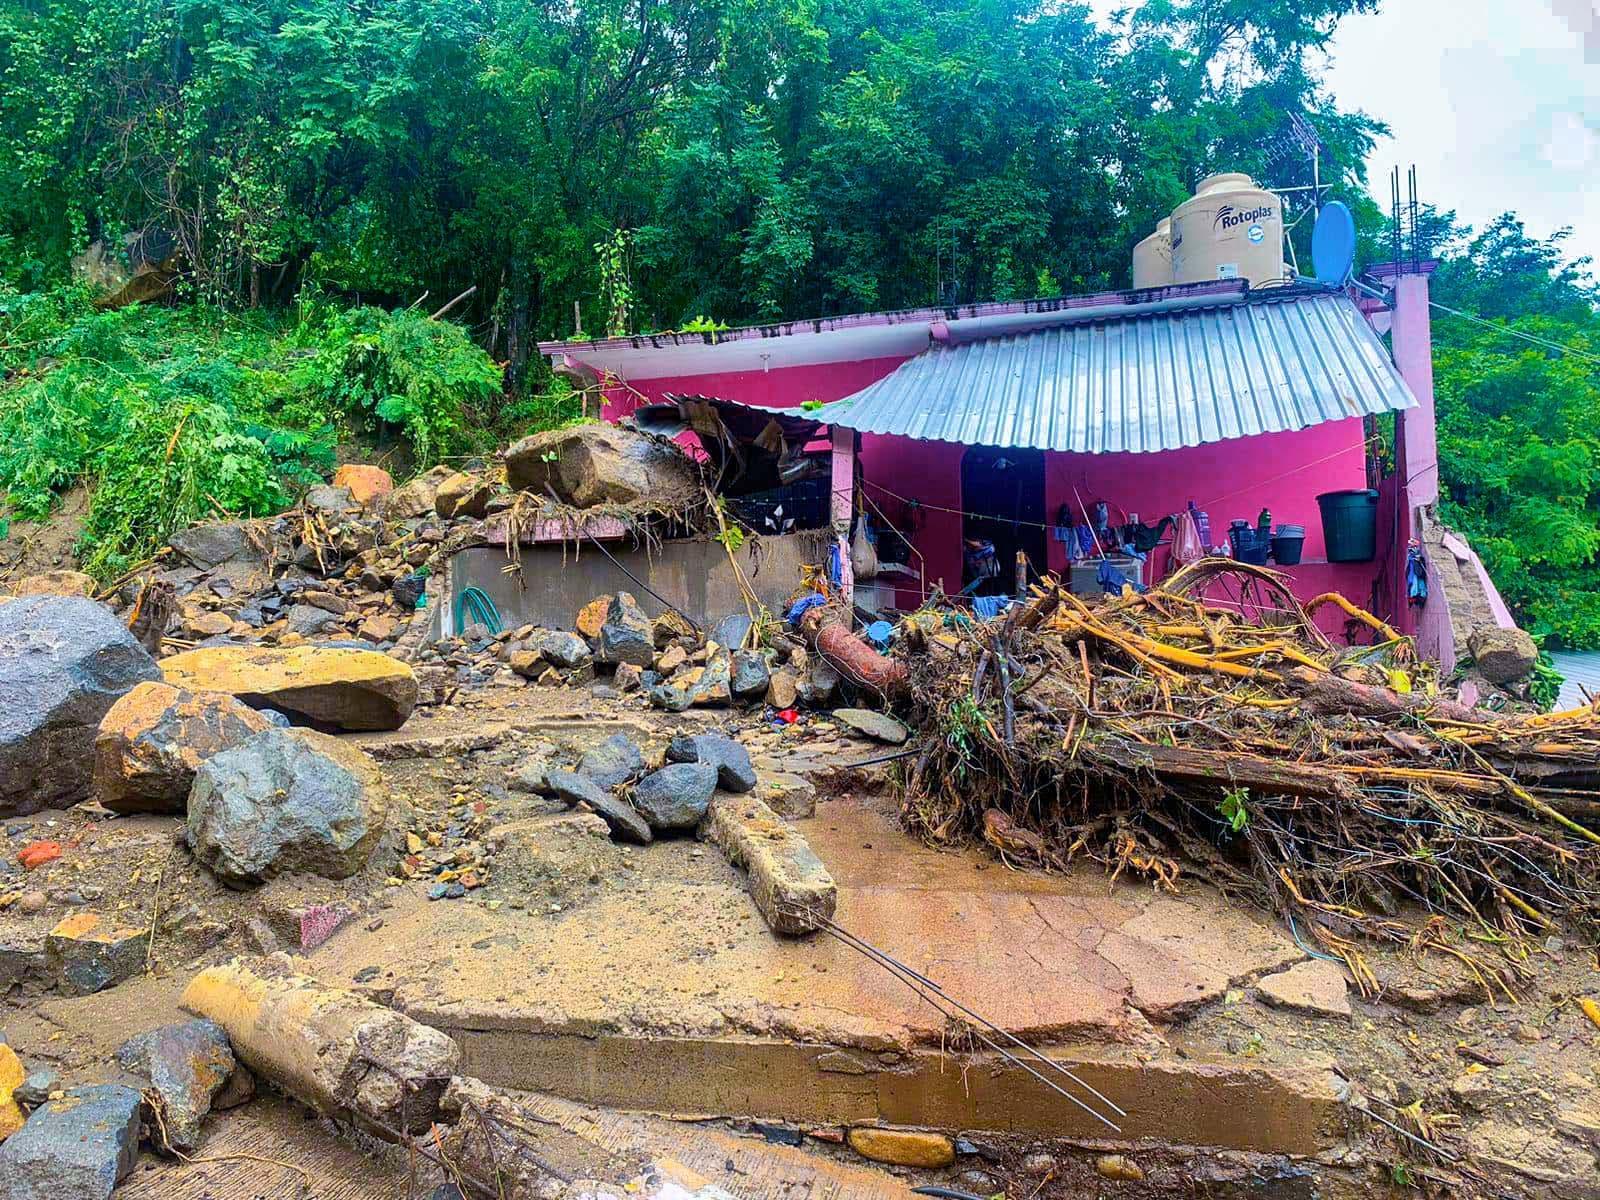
[522,730,757,846]
[0,1017,253,1198]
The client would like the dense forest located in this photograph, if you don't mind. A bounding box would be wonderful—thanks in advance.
[1,0,1597,645]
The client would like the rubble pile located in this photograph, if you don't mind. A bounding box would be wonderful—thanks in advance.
[894,562,1600,972]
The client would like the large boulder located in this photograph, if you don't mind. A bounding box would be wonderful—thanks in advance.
[188,728,391,887]
[0,596,162,816]
[0,1084,142,1200]
[666,733,757,792]
[547,769,652,844]
[330,464,394,508]
[504,423,699,508]
[382,465,456,520]
[631,763,717,833]
[1468,625,1539,686]
[596,592,654,667]
[159,645,417,731]
[115,1019,237,1154]
[167,521,269,571]
[92,681,274,814]
[434,472,494,519]
[576,733,644,789]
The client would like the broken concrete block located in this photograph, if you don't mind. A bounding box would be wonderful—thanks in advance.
[1255,960,1351,1018]
[189,728,390,887]
[548,770,651,844]
[701,795,835,935]
[181,961,461,1136]
[45,913,145,995]
[0,1083,141,1199]
[115,1019,236,1153]
[846,1127,954,1168]
[666,734,757,793]
[160,644,418,731]
[631,764,717,833]
[0,596,162,816]
[831,708,909,745]
[757,772,816,819]
[92,681,273,814]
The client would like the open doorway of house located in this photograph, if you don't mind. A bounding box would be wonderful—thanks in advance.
[960,446,1046,595]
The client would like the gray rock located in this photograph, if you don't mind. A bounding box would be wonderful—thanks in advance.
[596,592,655,667]
[832,707,909,745]
[666,733,757,793]
[0,938,45,989]
[303,484,357,516]
[546,770,652,844]
[508,760,555,796]
[647,682,693,713]
[0,1083,142,1200]
[286,603,338,636]
[800,658,841,706]
[187,728,390,887]
[539,631,592,670]
[711,612,754,652]
[631,763,717,832]
[730,650,770,700]
[167,521,267,571]
[689,649,732,707]
[0,597,162,816]
[115,1019,236,1153]
[577,733,643,789]
[1469,625,1539,686]
[15,1069,60,1106]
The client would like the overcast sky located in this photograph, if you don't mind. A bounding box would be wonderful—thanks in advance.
[1091,1,1600,271]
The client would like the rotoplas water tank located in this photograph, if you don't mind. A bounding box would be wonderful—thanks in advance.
[1168,173,1285,288]
[1131,217,1172,289]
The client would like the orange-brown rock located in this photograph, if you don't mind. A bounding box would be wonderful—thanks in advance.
[160,645,417,731]
[434,471,494,519]
[93,681,273,814]
[13,570,96,598]
[576,596,609,640]
[331,464,394,507]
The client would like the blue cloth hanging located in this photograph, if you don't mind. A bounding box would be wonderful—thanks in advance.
[1097,560,1146,595]
[1407,546,1429,606]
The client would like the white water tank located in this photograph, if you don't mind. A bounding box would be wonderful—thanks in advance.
[1131,217,1172,289]
[1169,173,1284,288]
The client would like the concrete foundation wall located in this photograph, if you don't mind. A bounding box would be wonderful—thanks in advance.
[442,532,829,634]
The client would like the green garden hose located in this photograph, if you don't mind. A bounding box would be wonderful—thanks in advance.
[455,586,503,636]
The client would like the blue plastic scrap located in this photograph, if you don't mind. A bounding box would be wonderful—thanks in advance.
[865,620,894,650]
[785,592,827,625]
[1097,560,1146,595]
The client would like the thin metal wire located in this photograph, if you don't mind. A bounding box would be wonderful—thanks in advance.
[781,906,1127,1131]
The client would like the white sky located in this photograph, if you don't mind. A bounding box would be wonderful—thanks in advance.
[1091,1,1600,270]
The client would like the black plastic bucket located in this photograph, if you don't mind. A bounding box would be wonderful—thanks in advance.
[1271,523,1306,566]
[1316,490,1379,562]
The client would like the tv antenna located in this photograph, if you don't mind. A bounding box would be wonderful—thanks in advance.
[1265,112,1335,279]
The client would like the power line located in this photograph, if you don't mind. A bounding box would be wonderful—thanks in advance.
[1428,300,1600,368]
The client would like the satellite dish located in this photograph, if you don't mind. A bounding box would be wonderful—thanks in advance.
[1309,201,1357,286]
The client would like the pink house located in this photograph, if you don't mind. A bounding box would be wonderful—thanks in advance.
[539,264,1500,664]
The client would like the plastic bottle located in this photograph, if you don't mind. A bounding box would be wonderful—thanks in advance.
[1188,500,1212,551]
[1257,507,1272,540]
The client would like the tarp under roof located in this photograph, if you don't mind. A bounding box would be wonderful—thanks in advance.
[738,290,1415,454]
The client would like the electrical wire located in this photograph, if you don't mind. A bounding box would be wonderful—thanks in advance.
[1427,300,1600,367]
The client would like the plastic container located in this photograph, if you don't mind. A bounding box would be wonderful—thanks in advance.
[1270,523,1305,566]
[1316,490,1379,562]
[1170,172,1284,288]
[1228,520,1271,565]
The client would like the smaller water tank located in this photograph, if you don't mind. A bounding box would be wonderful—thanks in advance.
[1169,173,1284,288]
[1131,218,1172,289]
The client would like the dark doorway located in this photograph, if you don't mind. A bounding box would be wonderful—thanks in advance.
[960,447,1047,595]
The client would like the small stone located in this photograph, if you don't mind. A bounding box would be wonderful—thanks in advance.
[539,631,592,671]
[16,893,45,915]
[115,1019,236,1154]
[1449,1068,1498,1113]
[831,708,909,745]
[243,916,280,955]
[576,597,610,640]
[508,761,554,795]
[1095,1154,1144,1181]
[15,1069,60,1107]
[758,772,816,818]
[614,663,643,694]
[847,1127,954,1168]
[212,1064,255,1112]
[1020,1152,1057,1176]
[655,644,688,675]
[710,612,754,653]
[1255,960,1351,1018]
[0,1046,23,1139]
[765,668,799,710]
[596,593,655,667]
[631,763,717,833]
[44,913,145,995]
[730,650,770,701]
[434,472,494,519]
[0,1083,142,1199]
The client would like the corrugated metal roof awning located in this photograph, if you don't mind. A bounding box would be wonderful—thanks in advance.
[783,291,1414,453]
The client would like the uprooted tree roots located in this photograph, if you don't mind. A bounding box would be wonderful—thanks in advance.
[896,566,1600,994]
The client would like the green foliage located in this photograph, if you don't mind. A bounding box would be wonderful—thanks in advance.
[1219,786,1250,834]
[1425,215,1600,648]
[0,286,502,579]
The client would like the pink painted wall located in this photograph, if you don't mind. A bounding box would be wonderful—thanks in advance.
[605,362,1395,632]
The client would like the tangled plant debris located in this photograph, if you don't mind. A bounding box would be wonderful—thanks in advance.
[897,561,1600,994]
